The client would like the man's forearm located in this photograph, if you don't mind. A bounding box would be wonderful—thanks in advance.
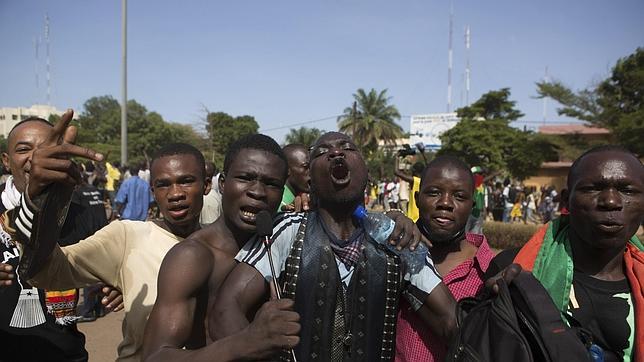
[145,328,271,362]
[413,284,457,342]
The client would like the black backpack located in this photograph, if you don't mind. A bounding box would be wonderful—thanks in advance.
[446,272,593,362]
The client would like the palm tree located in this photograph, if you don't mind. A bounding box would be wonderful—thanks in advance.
[337,88,403,155]
[284,127,324,147]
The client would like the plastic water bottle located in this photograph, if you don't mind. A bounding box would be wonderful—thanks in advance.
[353,205,428,274]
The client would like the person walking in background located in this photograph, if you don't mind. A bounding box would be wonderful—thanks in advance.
[105,160,121,208]
[394,157,425,222]
[138,161,151,183]
[199,161,222,225]
[502,178,514,222]
[113,164,153,221]
[491,182,505,221]
[399,176,410,213]
[524,187,539,224]
[510,191,525,222]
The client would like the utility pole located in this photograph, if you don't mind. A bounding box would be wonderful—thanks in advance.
[121,0,128,165]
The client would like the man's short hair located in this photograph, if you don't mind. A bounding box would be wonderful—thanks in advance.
[223,134,287,178]
[283,143,307,155]
[151,143,206,178]
[129,164,141,175]
[8,117,52,140]
[421,155,474,189]
[567,145,641,189]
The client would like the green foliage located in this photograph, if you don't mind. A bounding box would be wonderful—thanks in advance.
[366,149,397,180]
[284,127,324,147]
[77,95,204,164]
[483,221,540,250]
[439,89,557,180]
[337,88,403,155]
[206,112,259,167]
[457,88,524,123]
[537,48,644,155]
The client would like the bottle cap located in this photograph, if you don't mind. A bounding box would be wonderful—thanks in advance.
[352,205,367,220]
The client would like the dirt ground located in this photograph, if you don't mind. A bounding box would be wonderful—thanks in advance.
[78,311,123,361]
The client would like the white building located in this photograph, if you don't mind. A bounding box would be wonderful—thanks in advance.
[409,113,460,150]
[0,104,72,137]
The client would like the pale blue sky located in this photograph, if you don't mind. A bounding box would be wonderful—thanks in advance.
[1,1,642,142]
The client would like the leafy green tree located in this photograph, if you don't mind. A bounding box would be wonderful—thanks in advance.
[77,95,205,163]
[537,48,643,155]
[439,89,557,180]
[206,112,259,167]
[337,88,403,155]
[284,127,324,147]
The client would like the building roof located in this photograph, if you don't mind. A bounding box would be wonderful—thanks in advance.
[538,123,610,135]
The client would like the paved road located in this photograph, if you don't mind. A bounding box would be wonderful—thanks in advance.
[78,311,123,361]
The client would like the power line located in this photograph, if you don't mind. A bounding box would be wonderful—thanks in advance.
[260,115,342,132]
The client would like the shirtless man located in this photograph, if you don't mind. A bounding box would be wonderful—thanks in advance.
[142,134,301,361]
[211,132,456,361]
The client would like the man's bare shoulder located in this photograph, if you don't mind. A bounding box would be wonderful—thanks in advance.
[185,221,240,254]
[164,237,214,271]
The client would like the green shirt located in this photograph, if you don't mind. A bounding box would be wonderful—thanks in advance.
[281,185,295,208]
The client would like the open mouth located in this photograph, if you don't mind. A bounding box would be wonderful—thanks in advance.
[330,159,351,186]
[239,206,262,224]
[167,205,190,219]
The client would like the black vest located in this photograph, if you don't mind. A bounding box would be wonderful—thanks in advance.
[281,212,401,361]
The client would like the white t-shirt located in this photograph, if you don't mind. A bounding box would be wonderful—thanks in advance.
[236,212,441,294]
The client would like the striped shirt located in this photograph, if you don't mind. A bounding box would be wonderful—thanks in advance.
[236,212,442,294]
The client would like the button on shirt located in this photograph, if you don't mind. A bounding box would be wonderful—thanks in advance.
[115,176,152,221]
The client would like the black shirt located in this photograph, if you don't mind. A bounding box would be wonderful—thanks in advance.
[488,248,635,361]
[59,185,108,246]
[0,182,88,361]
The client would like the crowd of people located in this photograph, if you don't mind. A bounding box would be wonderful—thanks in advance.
[0,110,641,361]
[368,165,571,228]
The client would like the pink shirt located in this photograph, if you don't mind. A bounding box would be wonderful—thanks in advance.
[395,233,495,362]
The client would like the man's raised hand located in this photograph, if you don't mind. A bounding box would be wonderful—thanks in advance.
[27,109,104,199]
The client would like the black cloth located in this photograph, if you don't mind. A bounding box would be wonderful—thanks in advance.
[0,181,88,361]
[0,238,87,362]
[488,249,634,362]
[59,185,107,246]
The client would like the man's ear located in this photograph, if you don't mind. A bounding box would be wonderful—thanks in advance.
[218,173,225,194]
[1,152,9,172]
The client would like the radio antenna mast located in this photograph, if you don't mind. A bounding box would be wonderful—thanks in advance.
[447,1,454,112]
